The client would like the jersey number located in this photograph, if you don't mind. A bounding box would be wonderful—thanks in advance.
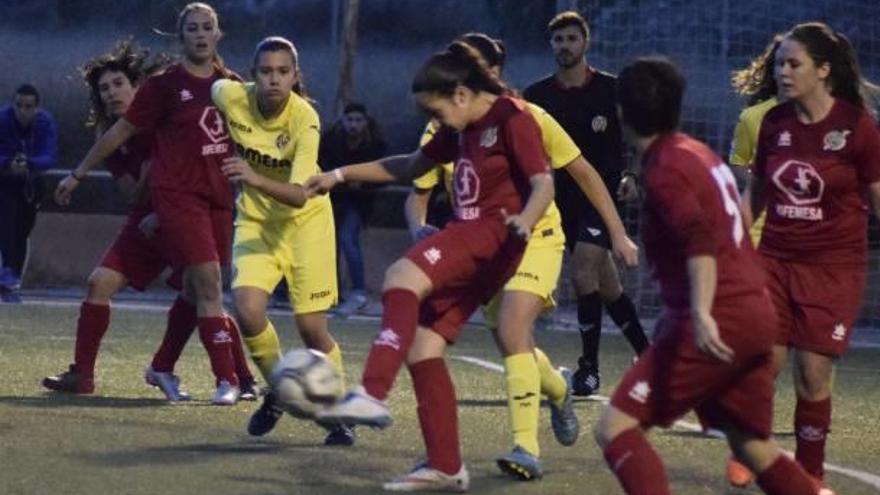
[710,164,744,248]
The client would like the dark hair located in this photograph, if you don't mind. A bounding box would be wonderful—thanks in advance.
[785,22,864,108]
[548,10,590,42]
[458,33,506,70]
[327,102,384,148]
[80,39,170,130]
[176,3,232,78]
[617,57,685,136]
[14,84,39,104]
[343,101,367,115]
[411,41,508,96]
[732,34,782,105]
[252,36,308,98]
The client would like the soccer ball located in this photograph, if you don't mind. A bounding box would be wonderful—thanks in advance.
[271,348,344,419]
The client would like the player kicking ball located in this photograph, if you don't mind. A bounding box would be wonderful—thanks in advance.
[593,58,831,495]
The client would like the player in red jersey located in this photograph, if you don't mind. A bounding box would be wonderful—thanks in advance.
[594,58,826,495]
[44,39,255,401]
[743,22,880,488]
[54,3,244,405]
[304,41,554,492]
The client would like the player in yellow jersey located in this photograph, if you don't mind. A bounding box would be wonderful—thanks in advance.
[405,33,638,481]
[211,36,351,446]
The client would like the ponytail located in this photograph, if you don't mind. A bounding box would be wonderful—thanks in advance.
[411,41,508,96]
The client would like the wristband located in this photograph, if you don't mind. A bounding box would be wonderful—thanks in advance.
[333,168,345,183]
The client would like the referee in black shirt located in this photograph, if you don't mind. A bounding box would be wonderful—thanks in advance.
[524,11,648,396]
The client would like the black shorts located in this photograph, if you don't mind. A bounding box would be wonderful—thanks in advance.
[560,201,612,252]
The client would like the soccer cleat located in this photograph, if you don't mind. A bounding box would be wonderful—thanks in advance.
[333,292,369,319]
[496,445,543,481]
[382,461,470,492]
[571,358,600,397]
[726,456,754,488]
[144,365,192,402]
[323,424,356,446]
[248,392,284,436]
[315,385,393,429]
[549,367,580,446]
[42,365,94,394]
[211,380,240,406]
[239,379,259,401]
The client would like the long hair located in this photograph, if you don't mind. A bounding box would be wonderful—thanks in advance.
[785,22,865,109]
[411,40,508,96]
[176,2,231,78]
[731,34,782,105]
[252,36,308,99]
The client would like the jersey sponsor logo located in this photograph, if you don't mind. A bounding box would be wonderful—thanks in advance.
[199,107,230,157]
[772,160,825,206]
[822,129,851,151]
[591,115,608,133]
[374,328,401,351]
[456,206,481,220]
[228,119,252,134]
[180,89,193,102]
[233,142,292,170]
[480,126,498,148]
[310,289,332,300]
[831,323,847,342]
[276,132,291,150]
[422,246,442,265]
[515,271,539,282]
[628,381,651,404]
[777,130,791,147]
[453,158,480,207]
[774,204,823,221]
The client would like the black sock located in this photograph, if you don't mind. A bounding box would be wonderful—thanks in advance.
[605,294,649,355]
[577,292,603,366]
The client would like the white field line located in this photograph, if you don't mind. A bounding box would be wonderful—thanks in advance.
[450,354,880,492]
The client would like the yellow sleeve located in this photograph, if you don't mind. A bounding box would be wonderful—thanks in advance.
[728,111,756,167]
[289,103,321,185]
[528,103,580,169]
[210,79,234,113]
[413,121,442,189]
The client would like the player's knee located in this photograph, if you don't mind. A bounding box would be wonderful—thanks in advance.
[85,268,122,302]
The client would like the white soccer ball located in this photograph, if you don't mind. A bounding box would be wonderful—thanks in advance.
[271,348,344,419]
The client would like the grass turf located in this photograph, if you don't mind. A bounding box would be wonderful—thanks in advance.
[1,302,879,494]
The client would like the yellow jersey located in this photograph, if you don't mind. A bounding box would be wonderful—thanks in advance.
[729,97,777,245]
[212,80,327,226]
[415,102,578,247]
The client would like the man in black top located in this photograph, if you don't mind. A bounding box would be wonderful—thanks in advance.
[524,11,647,396]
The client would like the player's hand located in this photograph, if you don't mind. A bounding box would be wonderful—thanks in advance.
[221,156,259,186]
[693,311,734,363]
[138,213,160,238]
[412,224,440,242]
[55,173,80,206]
[618,175,639,202]
[501,208,532,241]
[303,172,339,197]
[611,233,639,267]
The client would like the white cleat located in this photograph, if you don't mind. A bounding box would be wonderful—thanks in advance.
[382,462,469,492]
[315,385,392,429]
[211,380,240,406]
[144,365,192,402]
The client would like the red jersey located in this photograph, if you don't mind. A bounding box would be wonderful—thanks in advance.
[420,96,549,223]
[124,64,234,205]
[104,130,153,217]
[754,99,880,265]
[642,133,766,315]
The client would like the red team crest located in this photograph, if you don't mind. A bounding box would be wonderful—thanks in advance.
[199,107,230,156]
[454,158,481,220]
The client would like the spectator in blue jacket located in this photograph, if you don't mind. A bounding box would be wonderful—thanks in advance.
[0,84,58,301]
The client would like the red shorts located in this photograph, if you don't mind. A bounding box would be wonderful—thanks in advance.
[761,255,866,357]
[152,188,233,268]
[99,214,170,291]
[610,299,777,439]
[406,220,525,343]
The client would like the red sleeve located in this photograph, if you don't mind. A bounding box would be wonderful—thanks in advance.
[647,158,719,256]
[124,75,166,131]
[420,125,458,164]
[504,110,550,178]
[854,113,880,184]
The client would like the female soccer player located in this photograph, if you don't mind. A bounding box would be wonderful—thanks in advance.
[54,3,243,405]
[595,57,827,495]
[744,22,880,488]
[211,36,352,445]
[404,32,638,481]
[43,40,255,401]
[306,41,554,491]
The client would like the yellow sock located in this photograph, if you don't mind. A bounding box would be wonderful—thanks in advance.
[243,320,282,383]
[534,347,567,407]
[323,341,345,389]
[504,353,541,456]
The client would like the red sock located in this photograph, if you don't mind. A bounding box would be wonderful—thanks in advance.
[361,289,420,400]
[197,316,238,386]
[756,455,821,495]
[150,296,197,372]
[409,358,461,475]
[73,302,111,377]
[226,315,254,383]
[795,397,831,479]
[603,427,670,495]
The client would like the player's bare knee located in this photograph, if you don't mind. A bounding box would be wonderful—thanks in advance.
[382,259,430,297]
[85,268,123,302]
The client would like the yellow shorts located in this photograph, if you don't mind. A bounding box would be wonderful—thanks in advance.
[482,234,564,329]
[232,203,338,314]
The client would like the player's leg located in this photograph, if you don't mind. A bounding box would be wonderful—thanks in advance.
[594,405,670,495]
[569,241,605,396]
[146,288,198,402]
[724,426,826,495]
[596,251,648,355]
[792,349,834,481]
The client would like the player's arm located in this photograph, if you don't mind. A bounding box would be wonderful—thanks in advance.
[304,151,438,197]
[686,255,733,363]
[405,187,440,241]
[507,172,554,240]
[55,118,137,205]
[222,155,308,207]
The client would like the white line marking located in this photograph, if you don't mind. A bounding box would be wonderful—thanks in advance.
[450,354,880,492]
